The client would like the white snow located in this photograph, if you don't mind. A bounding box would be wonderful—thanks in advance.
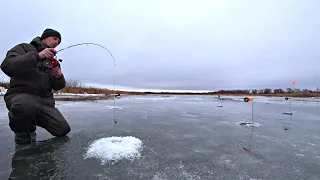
[0,87,6,96]
[307,142,316,146]
[84,136,143,165]
[105,105,122,110]
[236,121,262,128]
[0,87,108,97]
[54,92,106,97]
[83,82,214,93]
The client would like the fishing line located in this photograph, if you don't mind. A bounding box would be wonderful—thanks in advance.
[243,97,254,153]
[56,42,116,66]
[249,99,254,147]
[283,96,292,131]
[283,81,295,130]
[55,42,118,125]
[217,94,223,107]
[317,99,319,114]
[113,78,118,124]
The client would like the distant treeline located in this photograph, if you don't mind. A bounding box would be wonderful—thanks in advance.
[1,79,320,97]
[215,87,320,94]
[143,88,320,97]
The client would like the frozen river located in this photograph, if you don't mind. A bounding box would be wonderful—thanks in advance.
[0,95,319,180]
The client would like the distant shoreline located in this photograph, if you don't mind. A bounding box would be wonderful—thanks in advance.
[2,90,319,102]
[51,91,320,101]
[1,79,320,101]
[51,92,320,102]
[122,91,320,97]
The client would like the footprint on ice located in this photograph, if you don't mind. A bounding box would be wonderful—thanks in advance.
[84,136,143,165]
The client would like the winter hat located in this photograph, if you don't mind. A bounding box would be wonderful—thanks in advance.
[40,28,61,43]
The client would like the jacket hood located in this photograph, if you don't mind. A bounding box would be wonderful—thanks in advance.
[30,37,50,52]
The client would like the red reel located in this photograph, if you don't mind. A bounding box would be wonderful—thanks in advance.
[50,58,60,68]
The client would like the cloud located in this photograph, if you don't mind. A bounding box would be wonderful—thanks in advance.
[0,0,319,91]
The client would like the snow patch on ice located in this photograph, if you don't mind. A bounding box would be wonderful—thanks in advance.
[54,92,106,97]
[296,154,304,157]
[153,173,169,180]
[236,121,262,128]
[105,105,122,110]
[84,136,143,165]
[307,142,316,146]
[0,87,7,96]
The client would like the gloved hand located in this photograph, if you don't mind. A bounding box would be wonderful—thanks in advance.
[52,67,62,78]
[39,48,57,60]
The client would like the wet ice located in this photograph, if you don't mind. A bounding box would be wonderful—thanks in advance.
[0,94,319,179]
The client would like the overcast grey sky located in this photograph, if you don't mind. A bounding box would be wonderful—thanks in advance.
[0,0,319,91]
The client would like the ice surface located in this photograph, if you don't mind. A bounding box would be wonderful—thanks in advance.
[84,136,143,165]
[1,94,320,180]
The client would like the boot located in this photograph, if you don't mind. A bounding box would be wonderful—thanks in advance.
[29,125,36,132]
[29,125,37,142]
[14,132,31,144]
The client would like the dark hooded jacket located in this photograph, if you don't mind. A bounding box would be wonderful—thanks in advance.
[1,37,66,99]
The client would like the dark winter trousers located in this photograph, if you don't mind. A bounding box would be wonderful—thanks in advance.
[4,93,70,136]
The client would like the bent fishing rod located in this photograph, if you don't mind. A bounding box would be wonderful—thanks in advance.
[51,42,116,66]
[50,42,118,124]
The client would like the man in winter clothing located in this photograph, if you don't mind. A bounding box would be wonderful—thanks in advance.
[1,28,71,144]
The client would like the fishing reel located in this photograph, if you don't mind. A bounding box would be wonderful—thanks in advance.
[49,58,62,69]
[39,57,62,72]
